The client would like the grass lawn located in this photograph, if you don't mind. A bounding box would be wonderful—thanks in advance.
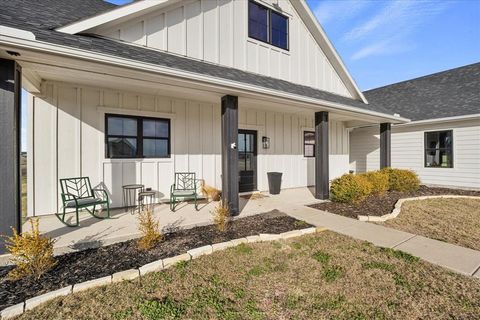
[384,198,480,251]
[16,232,480,319]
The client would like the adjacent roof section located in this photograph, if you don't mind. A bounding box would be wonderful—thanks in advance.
[0,0,403,121]
[364,63,480,121]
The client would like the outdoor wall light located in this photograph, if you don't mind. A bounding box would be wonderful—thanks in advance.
[262,136,270,149]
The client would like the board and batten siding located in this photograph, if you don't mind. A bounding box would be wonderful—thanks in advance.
[349,120,480,189]
[99,0,351,98]
[27,82,349,216]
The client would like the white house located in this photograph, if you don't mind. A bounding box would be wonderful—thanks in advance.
[350,63,480,189]
[0,0,409,249]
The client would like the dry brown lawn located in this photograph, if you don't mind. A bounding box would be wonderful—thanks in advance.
[16,231,480,320]
[384,198,480,251]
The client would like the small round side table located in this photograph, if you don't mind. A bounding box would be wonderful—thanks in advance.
[138,190,156,213]
[122,184,144,214]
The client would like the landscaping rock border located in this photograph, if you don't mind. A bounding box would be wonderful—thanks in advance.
[357,195,480,222]
[0,227,327,319]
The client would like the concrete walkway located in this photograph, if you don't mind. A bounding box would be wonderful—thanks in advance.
[285,204,480,278]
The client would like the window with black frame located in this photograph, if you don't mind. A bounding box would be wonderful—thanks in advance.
[424,130,453,168]
[248,1,289,50]
[304,131,315,157]
[106,114,170,159]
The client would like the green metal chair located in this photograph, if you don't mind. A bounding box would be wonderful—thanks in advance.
[170,173,199,212]
[58,177,110,227]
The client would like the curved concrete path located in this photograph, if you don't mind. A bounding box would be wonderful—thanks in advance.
[283,204,480,278]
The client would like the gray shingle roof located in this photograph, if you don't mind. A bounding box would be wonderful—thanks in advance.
[364,63,480,121]
[0,0,398,117]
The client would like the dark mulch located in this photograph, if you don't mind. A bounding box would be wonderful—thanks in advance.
[0,211,311,310]
[310,186,480,219]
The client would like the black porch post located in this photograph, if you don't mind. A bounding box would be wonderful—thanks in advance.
[0,59,22,253]
[315,111,329,200]
[380,123,391,168]
[221,95,239,215]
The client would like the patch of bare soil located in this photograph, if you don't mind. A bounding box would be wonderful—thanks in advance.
[310,186,480,218]
[0,210,311,310]
[384,198,480,251]
[16,232,480,320]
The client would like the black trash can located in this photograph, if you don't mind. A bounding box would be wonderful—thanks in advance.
[267,172,282,195]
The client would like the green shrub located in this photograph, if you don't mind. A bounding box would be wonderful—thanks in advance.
[330,173,373,203]
[381,168,420,192]
[360,170,389,195]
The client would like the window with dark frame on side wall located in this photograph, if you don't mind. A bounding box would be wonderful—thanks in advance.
[248,1,289,51]
[424,130,453,168]
[304,131,315,157]
[105,114,170,159]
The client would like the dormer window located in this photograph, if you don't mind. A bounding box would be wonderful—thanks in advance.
[248,1,289,50]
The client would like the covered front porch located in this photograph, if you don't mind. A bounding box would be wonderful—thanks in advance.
[0,46,399,254]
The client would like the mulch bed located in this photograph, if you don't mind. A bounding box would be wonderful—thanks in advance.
[0,210,311,310]
[310,186,480,219]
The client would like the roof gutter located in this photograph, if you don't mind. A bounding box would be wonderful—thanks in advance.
[0,31,409,123]
[395,114,480,126]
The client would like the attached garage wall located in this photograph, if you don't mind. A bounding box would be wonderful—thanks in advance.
[350,120,480,189]
[28,81,350,216]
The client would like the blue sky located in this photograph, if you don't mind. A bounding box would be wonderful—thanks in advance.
[21,0,480,151]
[306,0,480,90]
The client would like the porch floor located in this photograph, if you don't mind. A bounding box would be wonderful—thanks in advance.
[27,187,322,256]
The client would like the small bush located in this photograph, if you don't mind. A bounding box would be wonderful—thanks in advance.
[137,210,163,250]
[360,170,389,195]
[5,218,57,280]
[330,173,373,203]
[381,168,420,192]
[211,199,230,232]
[199,179,221,201]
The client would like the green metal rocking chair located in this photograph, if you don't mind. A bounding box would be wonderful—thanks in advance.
[170,172,199,212]
[58,177,111,227]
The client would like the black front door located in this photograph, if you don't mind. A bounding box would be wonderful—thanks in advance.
[238,130,257,192]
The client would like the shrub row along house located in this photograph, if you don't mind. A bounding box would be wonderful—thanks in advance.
[0,0,475,252]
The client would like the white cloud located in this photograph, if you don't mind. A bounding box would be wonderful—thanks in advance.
[344,0,450,60]
[351,39,413,60]
[344,0,447,41]
[313,0,371,25]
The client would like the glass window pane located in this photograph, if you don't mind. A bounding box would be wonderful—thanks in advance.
[143,120,156,137]
[304,145,314,157]
[271,11,288,49]
[245,153,253,171]
[108,117,136,136]
[156,121,169,138]
[108,137,137,157]
[143,139,169,158]
[425,132,439,149]
[238,134,245,152]
[143,119,169,138]
[439,131,452,148]
[304,131,315,145]
[248,1,268,42]
[425,149,453,168]
[238,153,246,171]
